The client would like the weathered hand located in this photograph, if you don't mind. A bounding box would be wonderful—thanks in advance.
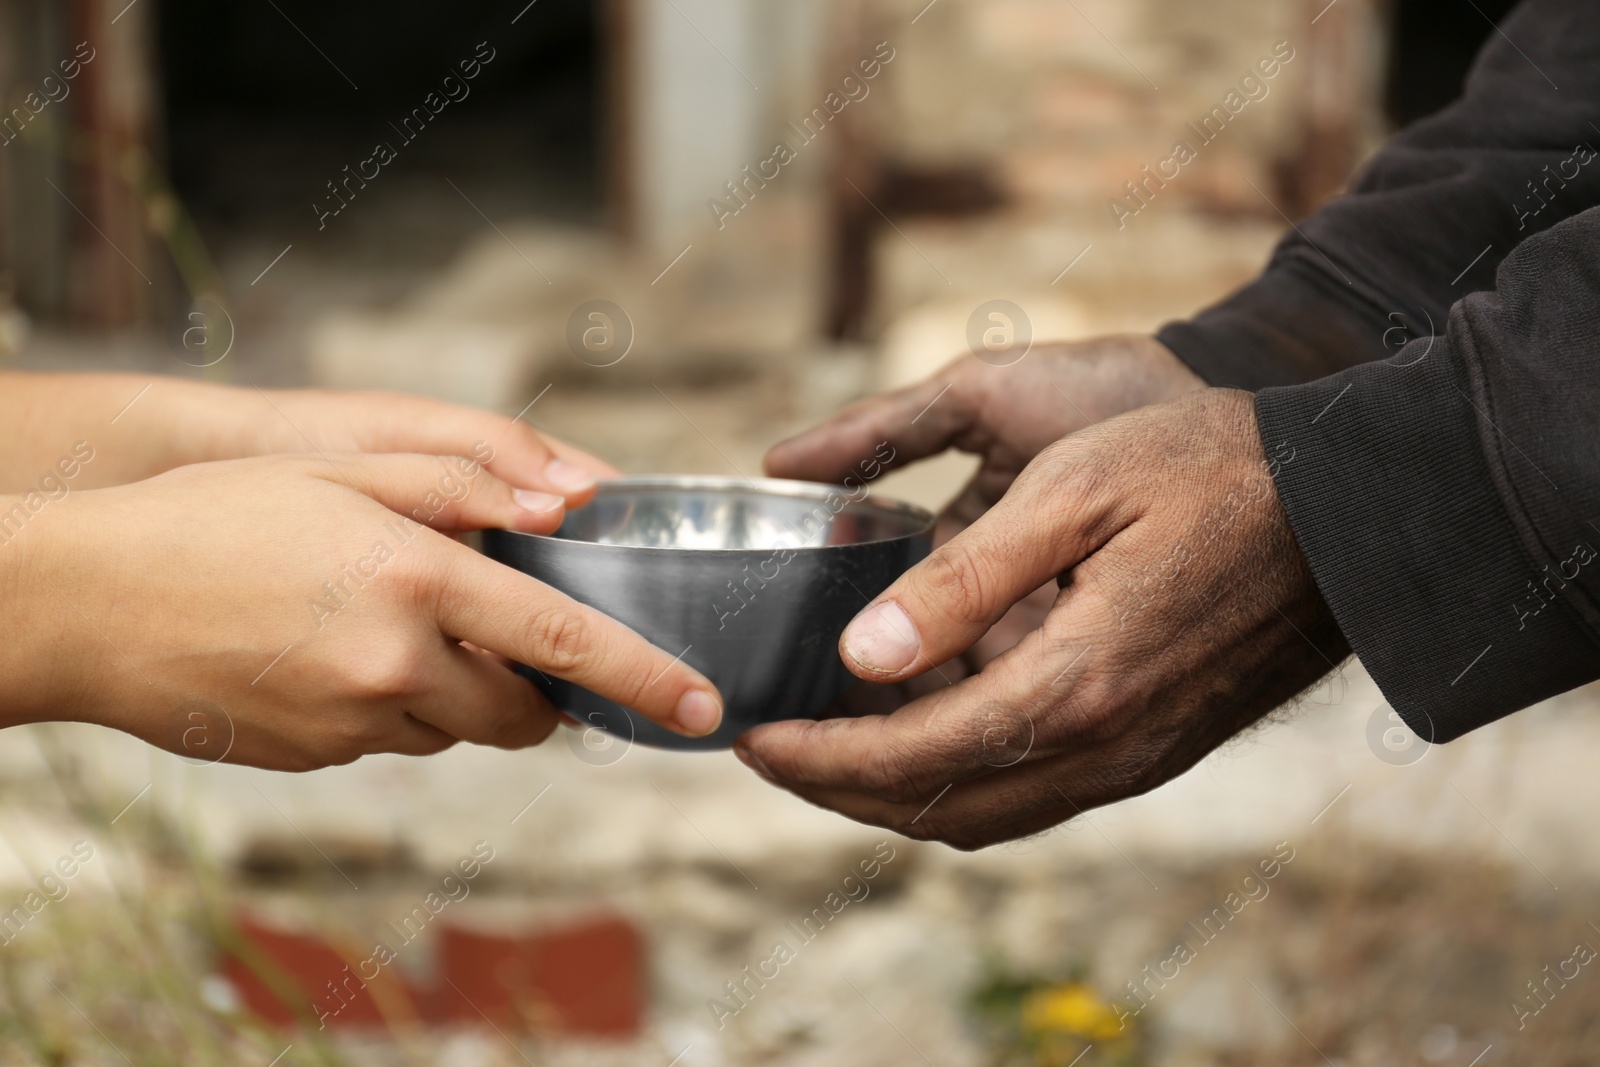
[765,334,1204,534]
[737,390,1347,849]
[766,335,1204,666]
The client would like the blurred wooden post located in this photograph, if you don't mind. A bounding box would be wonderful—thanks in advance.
[821,0,1004,341]
[0,0,162,326]
[73,0,162,327]
[823,0,877,341]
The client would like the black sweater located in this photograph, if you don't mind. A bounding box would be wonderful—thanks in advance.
[1155,0,1600,743]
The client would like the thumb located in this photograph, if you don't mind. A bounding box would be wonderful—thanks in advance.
[837,442,1127,680]
[312,452,570,535]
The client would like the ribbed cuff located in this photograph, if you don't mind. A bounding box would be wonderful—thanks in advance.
[1257,345,1600,743]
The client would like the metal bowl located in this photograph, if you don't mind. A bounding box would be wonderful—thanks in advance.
[482,476,934,751]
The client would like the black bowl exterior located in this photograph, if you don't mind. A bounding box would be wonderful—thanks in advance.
[481,528,931,750]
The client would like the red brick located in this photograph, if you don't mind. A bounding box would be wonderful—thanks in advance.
[221,916,419,1030]
[435,916,644,1037]
[219,911,645,1038]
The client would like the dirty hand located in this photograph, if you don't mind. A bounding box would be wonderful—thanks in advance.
[738,390,1346,849]
[0,453,722,770]
[766,333,1204,533]
[0,373,614,506]
[765,335,1205,665]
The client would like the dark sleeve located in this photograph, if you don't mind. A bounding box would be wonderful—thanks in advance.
[1256,207,1600,743]
[1155,0,1600,389]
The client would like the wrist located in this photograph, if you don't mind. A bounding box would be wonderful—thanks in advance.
[0,495,98,728]
[1036,334,1207,425]
[1120,334,1209,403]
[0,374,270,489]
[136,378,277,470]
[93,377,299,485]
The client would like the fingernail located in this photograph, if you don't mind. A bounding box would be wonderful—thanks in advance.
[674,689,723,737]
[512,488,564,514]
[734,745,772,779]
[543,459,596,493]
[843,600,920,674]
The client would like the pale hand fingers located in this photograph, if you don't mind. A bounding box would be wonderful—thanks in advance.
[223,703,458,770]
[310,455,724,736]
[311,454,721,737]
[292,389,617,505]
[312,451,569,535]
[437,549,724,738]
[480,421,619,504]
[403,642,562,750]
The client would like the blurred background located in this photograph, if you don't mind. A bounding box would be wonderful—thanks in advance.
[4,0,1597,1064]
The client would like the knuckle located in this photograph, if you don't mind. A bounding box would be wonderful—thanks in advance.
[344,642,431,701]
[485,706,551,749]
[321,717,386,764]
[1029,441,1130,544]
[417,734,458,757]
[524,607,595,675]
[323,745,364,768]
[1026,440,1085,498]
[939,823,990,852]
[473,709,522,748]
[888,806,973,849]
[1033,437,1103,498]
[1035,435,1078,467]
[275,748,327,774]
[386,549,439,600]
[921,541,993,624]
[889,819,934,844]
[893,815,941,843]
[509,419,552,456]
[891,797,1008,852]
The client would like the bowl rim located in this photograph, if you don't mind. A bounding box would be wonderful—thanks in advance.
[490,474,936,553]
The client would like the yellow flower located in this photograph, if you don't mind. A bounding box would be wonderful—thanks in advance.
[1021,983,1127,1042]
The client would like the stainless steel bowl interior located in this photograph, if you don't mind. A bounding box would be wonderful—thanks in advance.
[551,476,933,551]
